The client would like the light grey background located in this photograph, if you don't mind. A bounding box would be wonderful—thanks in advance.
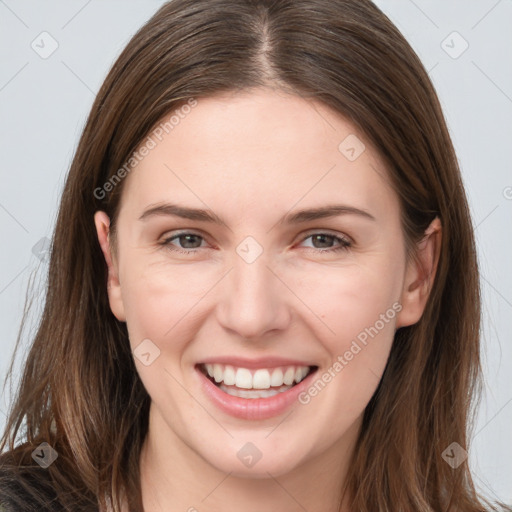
[1,0,511,504]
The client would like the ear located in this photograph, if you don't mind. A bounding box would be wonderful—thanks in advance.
[94,211,126,322]
[395,217,442,328]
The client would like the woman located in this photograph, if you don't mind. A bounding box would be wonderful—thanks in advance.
[0,0,508,511]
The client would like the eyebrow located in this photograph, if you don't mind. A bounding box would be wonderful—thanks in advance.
[138,202,376,226]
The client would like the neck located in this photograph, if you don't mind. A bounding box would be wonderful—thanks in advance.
[138,402,358,512]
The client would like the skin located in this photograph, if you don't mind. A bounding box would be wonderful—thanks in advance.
[94,87,441,512]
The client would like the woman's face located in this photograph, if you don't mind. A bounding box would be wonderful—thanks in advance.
[95,87,435,478]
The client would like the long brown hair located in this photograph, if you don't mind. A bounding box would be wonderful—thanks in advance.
[1,1,507,510]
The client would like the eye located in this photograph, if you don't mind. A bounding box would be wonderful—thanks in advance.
[160,231,208,255]
[159,230,352,256]
[298,232,352,254]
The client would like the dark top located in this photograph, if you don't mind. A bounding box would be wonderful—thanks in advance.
[0,462,65,511]
[0,462,97,512]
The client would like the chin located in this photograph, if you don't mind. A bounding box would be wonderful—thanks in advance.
[195,434,315,479]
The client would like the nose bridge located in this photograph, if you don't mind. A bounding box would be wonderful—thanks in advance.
[216,236,290,339]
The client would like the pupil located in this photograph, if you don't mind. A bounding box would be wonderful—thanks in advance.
[313,234,333,248]
[181,234,201,248]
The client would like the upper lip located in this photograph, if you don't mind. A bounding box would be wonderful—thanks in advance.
[197,356,317,370]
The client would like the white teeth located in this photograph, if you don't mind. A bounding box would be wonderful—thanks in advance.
[270,368,284,387]
[224,365,236,385]
[283,367,295,385]
[219,383,293,399]
[201,363,312,390]
[253,369,271,389]
[213,364,223,383]
[235,368,253,389]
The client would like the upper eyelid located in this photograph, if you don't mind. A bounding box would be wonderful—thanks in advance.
[161,229,210,243]
[160,229,352,246]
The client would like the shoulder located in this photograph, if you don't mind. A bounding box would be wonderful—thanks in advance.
[0,447,99,512]
[0,450,64,512]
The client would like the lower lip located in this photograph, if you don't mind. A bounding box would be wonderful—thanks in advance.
[196,366,318,421]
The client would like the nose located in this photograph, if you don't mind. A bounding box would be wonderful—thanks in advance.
[215,247,292,340]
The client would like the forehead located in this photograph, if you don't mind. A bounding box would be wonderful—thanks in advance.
[118,88,398,224]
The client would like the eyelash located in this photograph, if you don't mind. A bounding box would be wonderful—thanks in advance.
[159,231,352,256]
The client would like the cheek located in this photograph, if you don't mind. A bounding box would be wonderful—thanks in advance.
[117,259,216,412]
[118,240,404,356]
[291,259,402,412]
[119,251,403,340]
[294,258,403,345]
[118,257,218,351]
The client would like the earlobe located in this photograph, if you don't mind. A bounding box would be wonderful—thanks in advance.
[93,211,126,322]
[396,217,442,328]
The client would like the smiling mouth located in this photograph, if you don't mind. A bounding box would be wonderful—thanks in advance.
[197,363,318,399]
